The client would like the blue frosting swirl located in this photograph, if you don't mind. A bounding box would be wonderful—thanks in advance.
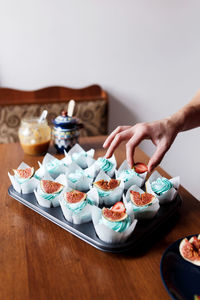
[100,215,131,232]
[118,169,140,182]
[151,177,172,195]
[68,170,92,183]
[96,157,114,172]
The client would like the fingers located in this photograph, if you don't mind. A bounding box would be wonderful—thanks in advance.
[103,126,131,149]
[126,132,146,168]
[148,144,169,172]
[105,128,132,158]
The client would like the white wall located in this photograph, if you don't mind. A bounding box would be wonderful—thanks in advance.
[0,0,200,199]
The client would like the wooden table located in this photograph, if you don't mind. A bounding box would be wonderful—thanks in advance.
[1,136,200,300]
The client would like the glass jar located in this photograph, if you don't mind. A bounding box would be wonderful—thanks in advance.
[18,118,51,155]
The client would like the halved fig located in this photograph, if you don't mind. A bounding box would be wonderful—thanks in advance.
[130,190,155,207]
[93,179,120,191]
[64,190,86,204]
[133,162,148,174]
[102,207,127,222]
[179,236,200,266]
[40,180,64,194]
[13,167,34,179]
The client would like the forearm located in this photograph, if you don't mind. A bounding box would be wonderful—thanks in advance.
[169,90,200,133]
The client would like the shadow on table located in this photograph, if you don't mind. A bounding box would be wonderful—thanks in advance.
[112,211,181,259]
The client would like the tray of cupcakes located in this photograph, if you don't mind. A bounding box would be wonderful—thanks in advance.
[8,144,181,253]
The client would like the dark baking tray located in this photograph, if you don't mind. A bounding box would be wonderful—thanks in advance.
[8,185,182,253]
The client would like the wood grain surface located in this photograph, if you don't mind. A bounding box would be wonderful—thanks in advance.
[1,136,200,300]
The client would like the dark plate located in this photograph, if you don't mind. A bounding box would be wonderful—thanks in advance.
[160,235,200,300]
[8,185,181,253]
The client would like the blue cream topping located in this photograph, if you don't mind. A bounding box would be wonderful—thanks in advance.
[97,189,111,197]
[46,159,61,173]
[151,177,172,195]
[41,190,62,201]
[68,170,92,183]
[65,197,94,213]
[96,157,114,172]
[100,215,131,232]
[118,169,140,182]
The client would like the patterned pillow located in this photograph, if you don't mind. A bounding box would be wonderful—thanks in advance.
[0,100,108,143]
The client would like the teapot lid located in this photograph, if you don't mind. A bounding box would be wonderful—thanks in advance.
[52,110,78,127]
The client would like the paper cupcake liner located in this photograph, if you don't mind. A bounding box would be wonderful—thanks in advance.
[66,162,94,192]
[34,174,66,208]
[8,162,39,194]
[93,170,124,206]
[91,206,138,244]
[66,143,95,169]
[59,187,98,224]
[115,160,147,190]
[145,170,180,204]
[123,185,160,220]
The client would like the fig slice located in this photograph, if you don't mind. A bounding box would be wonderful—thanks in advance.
[64,190,87,204]
[40,180,64,194]
[93,179,120,191]
[102,207,127,222]
[13,167,34,179]
[179,236,200,266]
[130,190,155,207]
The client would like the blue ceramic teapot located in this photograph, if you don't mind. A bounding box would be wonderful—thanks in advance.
[52,110,83,153]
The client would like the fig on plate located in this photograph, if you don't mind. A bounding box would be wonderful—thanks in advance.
[130,190,155,207]
[102,207,127,222]
[13,167,34,179]
[93,179,120,191]
[179,235,200,266]
[64,190,87,204]
[40,180,64,194]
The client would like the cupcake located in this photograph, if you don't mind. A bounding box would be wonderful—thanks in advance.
[146,171,180,204]
[93,170,124,206]
[94,155,116,178]
[66,162,95,192]
[8,162,39,194]
[65,143,95,169]
[34,174,66,208]
[123,185,160,219]
[91,203,137,244]
[115,160,147,190]
[35,153,68,180]
[60,187,99,224]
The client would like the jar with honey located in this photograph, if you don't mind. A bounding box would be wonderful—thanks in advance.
[18,118,51,155]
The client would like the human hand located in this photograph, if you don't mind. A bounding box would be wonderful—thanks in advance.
[103,118,179,172]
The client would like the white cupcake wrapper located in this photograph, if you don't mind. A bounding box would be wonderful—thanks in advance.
[93,170,124,206]
[66,162,93,192]
[34,174,66,208]
[8,162,39,194]
[67,144,95,169]
[115,160,147,189]
[91,206,137,244]
[123,185,160,219]
[36,153,68,180]
[59,187,98,224]
[145,170,180,204]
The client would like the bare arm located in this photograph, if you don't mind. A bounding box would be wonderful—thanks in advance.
[103,90,200,172]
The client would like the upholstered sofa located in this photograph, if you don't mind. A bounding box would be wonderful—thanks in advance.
[0,85,108,143]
